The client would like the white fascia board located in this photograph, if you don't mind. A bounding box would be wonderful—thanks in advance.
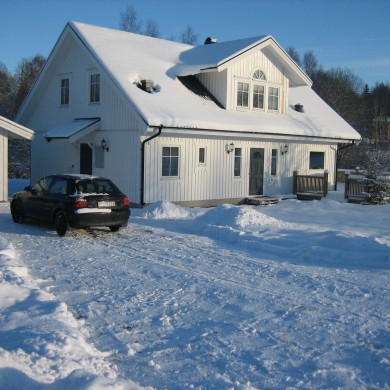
[145,126,356,144]
[0,116,35,140]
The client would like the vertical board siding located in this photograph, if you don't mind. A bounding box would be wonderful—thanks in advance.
[22,33,146,203]
[0,131,7,201]
[144,136,336,204]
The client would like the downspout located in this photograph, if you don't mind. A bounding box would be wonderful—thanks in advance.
[140,125,163,207]
[335,140,355,191]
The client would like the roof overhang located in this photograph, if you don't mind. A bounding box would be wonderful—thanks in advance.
[44,118,100,143]
[0,116,35,140]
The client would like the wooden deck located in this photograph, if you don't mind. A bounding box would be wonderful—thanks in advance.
[293,170,329,201]
[344,174,367,203]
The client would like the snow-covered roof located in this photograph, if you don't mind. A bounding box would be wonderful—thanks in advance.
[44,118,100,143]
[38,22,362,141]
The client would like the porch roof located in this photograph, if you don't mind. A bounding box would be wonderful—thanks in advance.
[44,118,100,143]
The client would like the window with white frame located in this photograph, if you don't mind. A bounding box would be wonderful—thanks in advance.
[309,151,325,169]
[60,78,69,105]
[234,148,242,177]
[198,147,206,164]
[90,73,100,103]
[235,70,280,113]
[162,146,179,177]
[237,82,249,108]
[268,87,279,111]
[271,149,278,175]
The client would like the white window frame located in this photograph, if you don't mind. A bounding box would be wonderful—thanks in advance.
[60,77,69,106]
[161,146,180,178]
[89,73,100,104]
[271,148,278,176]
[234,147,242,177]
[234,69,281,113]
[198,146,206,165]
[309,151,325,170]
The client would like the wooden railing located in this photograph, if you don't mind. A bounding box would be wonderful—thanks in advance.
[293,170,329,200]
[344,174,367,203]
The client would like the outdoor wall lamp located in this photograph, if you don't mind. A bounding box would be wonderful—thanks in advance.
[281,144,288,155]
[101,138,109,152]
[226,142,235,154]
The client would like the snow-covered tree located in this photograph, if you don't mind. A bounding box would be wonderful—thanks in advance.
[361,157,390,204]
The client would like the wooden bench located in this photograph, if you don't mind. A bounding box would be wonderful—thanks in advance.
[344,174,367,203]
[293,170,329,200]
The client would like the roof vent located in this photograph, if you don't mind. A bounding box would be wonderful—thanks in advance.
[204,37,217,45]
[140,79,154,93]
[294,103,304,112]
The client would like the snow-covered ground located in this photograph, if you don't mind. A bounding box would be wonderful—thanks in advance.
[0,180,389,389]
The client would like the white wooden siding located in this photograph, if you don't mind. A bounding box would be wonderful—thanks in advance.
[0,131,8,201]
[22,32,146,203]
[144,135,336,204]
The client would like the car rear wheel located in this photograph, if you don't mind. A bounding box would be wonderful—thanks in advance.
[11,200,23,223]
[55,211,68,237]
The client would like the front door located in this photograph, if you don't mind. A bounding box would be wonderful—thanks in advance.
[80,143,93,175]
[249,148,264,195]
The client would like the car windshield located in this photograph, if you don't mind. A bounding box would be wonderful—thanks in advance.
[76,179,120,195]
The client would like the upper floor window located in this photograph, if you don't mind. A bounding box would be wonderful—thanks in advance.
[162,146,179,177]
[236,70,280,113]
[253,70,266,81]
[268,87,279,111]
[237,82,249,108]
[90,73,100,103]
[60,78,69,105]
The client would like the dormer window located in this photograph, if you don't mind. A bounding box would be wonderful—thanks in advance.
[252,70,266,81]
[237,82,249,108]
[235,69,280,113]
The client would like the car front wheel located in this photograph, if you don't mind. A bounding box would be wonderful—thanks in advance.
[11,200,23,223]
[55,211,68,236]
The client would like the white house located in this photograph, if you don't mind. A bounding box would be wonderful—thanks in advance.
[0,116,34,202]
[16,22,361,206]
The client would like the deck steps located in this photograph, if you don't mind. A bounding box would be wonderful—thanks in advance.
[245,196,279,206]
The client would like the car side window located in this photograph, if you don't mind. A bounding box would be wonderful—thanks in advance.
[32,177,53,193]
[50,178,69,194]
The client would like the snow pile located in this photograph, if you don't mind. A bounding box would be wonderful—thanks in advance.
[0,237,140,389]
[141,200,195,219]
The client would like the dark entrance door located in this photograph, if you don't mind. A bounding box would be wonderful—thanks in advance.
[249,148,264,195]
[80,143,93,175]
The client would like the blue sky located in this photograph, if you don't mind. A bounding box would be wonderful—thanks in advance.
[1,0,389,89]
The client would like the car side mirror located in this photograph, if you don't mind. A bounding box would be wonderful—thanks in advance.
[24,186,32,192]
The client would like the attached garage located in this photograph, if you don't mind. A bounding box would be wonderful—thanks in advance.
[0,116,34,202]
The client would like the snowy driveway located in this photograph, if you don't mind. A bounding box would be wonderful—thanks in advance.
[0,196,389,389]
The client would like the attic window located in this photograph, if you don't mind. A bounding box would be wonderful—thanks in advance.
[252,70,267,81]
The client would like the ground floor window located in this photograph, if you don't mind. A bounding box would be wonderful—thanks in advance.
[271,149,278,175]
[234,148,242,177]
[198,147,206,164]
[309,151,325,169]
[162,146,179,177]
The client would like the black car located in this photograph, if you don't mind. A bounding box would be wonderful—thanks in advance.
[10,174,131,236]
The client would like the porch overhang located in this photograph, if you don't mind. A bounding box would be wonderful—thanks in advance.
[44,118,100,143]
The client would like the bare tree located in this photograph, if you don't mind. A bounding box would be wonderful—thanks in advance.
[0,62,16,119]
[303,50,319,78]
[144,19,160,38]
[120,5,142,33]
[180,25,198,45]
[285,46,301,67]
[14,55,46,113]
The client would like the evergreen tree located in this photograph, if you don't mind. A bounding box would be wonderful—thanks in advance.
[361,157,390,204]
